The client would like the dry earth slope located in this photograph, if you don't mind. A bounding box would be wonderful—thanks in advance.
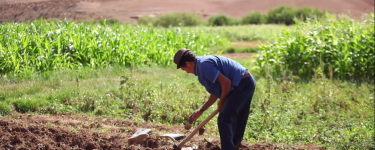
[0,0,374,23]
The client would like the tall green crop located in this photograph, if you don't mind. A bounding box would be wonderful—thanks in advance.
[256,13,375,82]
[0,19,229,75]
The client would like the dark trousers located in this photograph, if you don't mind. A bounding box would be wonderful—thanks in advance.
[218,74,256,150]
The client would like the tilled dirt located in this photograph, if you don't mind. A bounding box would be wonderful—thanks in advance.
[0,0,373,23]
[0,112,325,150]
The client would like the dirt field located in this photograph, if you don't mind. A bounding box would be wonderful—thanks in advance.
[0,0,371,149]
[0,112,325,150]
[0,0,374,23]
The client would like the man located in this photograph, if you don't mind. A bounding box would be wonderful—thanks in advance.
[173,48,256,150]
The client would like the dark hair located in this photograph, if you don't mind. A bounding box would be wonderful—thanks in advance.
[178,51,196,67]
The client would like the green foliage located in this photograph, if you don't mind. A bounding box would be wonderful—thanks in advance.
[242,11,268,25]
[0,19,228,76]
[247,68,374,149]
[267,5,297,25]
[256,13,375,82]
[138,16,157,26]
[99,18,122,26]
[295,6,330,21]
[188,25,289,42]
[12,99,45,113]
[225,46,259,53]
[267,5,329,25]
[138,6,329,27]
[0,12,373,149]
[151,12,202,27]
[208,14,237,26]
[0,101,11,116]
[211,45,260,54]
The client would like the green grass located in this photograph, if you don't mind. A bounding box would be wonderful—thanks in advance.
[0,101,12,116]
[0,62,373,149]
[186,24,291,42]
[210,45,260,54]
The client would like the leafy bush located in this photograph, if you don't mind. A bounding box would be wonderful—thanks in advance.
[267,5,297,25]
[99,18,121,26]
[208,14,236,26]
[0,102,11,116]
[153,12,202,27]
[295,6,330,21]
[267,5,329,25]
[137,6,329,26]
[256,13,375,82]
[138,16,157,26]
[242,11,267,24]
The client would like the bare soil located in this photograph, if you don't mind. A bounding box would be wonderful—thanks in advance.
[0,112,325,150]
[0,0,374,23]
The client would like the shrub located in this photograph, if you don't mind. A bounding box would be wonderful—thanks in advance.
[267,5,297,25]
[208,14,236,26]
[242,11,267,24]
[153,12,202,27]
[267,5,329,25]
[99,18,121,26]
[295,6,329,21]
[138,16,157,26]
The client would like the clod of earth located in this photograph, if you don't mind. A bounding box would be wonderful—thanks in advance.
[199,128,205,135]
[184,124,191,130]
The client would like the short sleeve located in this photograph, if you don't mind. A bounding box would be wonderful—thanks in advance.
[200,61,220,83]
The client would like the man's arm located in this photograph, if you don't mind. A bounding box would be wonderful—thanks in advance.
[198,94,218,113]
[199,72,231,112]
[189,73,231,123]
[189,94,218,123]
[216,73,231,111]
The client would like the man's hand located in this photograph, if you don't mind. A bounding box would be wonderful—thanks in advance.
[188,109,203,124]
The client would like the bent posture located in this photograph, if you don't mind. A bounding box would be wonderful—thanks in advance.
[173,49,256,150]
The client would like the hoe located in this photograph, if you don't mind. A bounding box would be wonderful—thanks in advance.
[171,109,219,150]
[129,109,219,149]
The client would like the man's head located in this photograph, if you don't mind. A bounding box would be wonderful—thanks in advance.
[174,49,196,74]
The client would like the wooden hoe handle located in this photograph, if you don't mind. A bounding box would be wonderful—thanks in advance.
[177,109,220,148]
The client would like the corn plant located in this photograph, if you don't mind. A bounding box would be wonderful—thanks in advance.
[256,13,375,82]
[0,19,229,75]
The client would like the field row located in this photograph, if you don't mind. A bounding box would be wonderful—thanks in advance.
[0,65,373,149]
[0,19,288,76]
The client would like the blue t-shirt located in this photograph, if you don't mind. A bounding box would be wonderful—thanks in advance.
[194,55,248,98]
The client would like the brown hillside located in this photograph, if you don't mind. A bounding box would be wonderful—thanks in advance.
[0,0,374,23]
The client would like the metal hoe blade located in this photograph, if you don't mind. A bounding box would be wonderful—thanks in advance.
[173,109,219,150]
